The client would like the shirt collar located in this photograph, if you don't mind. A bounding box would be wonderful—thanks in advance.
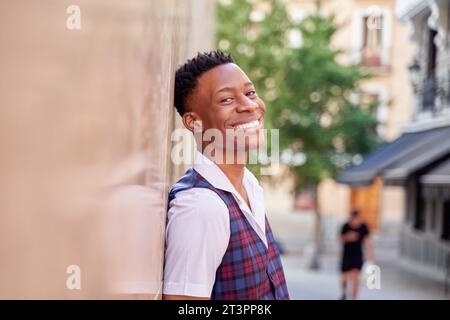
[192,151,262,195]
[193,151,267,246]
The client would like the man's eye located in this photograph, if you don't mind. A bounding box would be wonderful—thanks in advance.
[221,97,233,103]
[246,90,257,97]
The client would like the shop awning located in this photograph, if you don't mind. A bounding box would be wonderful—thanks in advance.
[421,157,450,199]
[421,158,450,185]
[337,126,450,186]
[383,128,450,184]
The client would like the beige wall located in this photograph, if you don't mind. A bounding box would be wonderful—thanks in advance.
[318,179,351,217]
[0,0,213,299]
[261,167,296,214]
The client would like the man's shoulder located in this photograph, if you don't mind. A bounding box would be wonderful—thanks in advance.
[170,167,215,192]
[166,187,230,233]
[171,187,221,202]
[169,187,229,216]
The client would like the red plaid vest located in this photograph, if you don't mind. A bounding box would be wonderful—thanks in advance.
[168,168,290,300]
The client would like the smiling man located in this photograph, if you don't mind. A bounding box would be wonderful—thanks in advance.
[163,51,290,300]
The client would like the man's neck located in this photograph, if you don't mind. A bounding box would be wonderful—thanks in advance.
[199,148,247,199]
[216,162,246,193]
[216,161,250,210]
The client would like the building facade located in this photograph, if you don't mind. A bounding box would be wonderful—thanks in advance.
[340,0,450,282]
[396,0,450,282]
[263,0,413,235]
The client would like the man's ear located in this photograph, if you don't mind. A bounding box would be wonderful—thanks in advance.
[182,112,201,133]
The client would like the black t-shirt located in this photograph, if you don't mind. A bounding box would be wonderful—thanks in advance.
[341,222,369,260]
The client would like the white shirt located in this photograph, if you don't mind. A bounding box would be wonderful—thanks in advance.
[163,151,268,297]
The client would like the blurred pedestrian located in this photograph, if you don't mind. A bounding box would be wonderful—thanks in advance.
[339,208,374,300]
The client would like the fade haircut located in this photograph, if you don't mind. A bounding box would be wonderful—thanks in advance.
[174,50,234,116]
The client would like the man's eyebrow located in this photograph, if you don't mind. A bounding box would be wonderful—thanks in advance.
[215,82,254,94]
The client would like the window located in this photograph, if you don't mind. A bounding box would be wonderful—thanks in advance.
[442,200,450,241]
[421,29,437,111]
[426,29,437,77]
[353,7,391,68]
[430,199,437,231]
[361,15,383,67]
[414,182,426,231]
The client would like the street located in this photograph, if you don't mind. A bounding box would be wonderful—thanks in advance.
[269,212,449,300]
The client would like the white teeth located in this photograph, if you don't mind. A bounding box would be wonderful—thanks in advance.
[234,120,260,129]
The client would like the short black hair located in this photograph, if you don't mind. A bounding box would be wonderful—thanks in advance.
[174,50,234,116]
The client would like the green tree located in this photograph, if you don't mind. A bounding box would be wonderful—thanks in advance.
[278,11,381,268]
[216,0,381,268]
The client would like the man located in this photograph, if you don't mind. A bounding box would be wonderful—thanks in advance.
[163,50,290,300]
[339,208,375,300]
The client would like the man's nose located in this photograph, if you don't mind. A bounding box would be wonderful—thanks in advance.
[236,96,258,113]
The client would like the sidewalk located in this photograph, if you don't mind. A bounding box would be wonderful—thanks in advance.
[269,212,449,300]
[281,252,449,300]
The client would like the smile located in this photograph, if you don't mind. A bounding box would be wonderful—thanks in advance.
[232,119,261,130]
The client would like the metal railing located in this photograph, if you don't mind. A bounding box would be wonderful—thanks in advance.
[400,225,450,295]
[446,252,450,296]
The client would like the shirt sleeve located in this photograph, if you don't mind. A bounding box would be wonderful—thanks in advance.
[163,188,230,298]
